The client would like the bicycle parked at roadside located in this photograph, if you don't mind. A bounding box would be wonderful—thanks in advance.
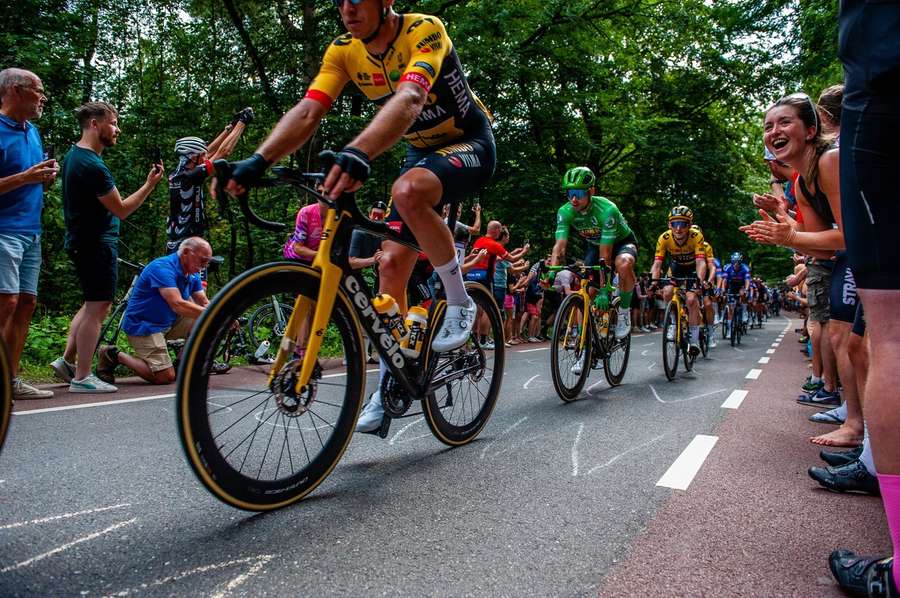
[176,164,505,511]
[548,262,631,402]
[653,277,706,381]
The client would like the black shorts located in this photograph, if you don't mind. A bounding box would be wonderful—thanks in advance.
[386,129,496,245]
[829,252,859,323]
[68,242,118,302]
[584,233,639,266]
[840,100,900,289]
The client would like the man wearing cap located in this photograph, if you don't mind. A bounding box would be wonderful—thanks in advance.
[166,110,251,264]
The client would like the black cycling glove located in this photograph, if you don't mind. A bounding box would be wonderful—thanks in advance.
[231,153,270,189]
[320,147,371,183]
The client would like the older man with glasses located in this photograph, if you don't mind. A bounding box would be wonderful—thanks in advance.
[0,68,57,400]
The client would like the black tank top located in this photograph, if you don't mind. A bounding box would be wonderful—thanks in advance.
[796,175,835,226]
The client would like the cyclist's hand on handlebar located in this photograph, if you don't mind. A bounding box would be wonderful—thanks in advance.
[320,147,370,200]
[224,153,270,197]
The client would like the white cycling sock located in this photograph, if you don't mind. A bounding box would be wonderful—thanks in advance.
[434,257,468,305]
[689,325,700,344]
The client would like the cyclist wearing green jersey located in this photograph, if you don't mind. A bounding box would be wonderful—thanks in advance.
[551,166,638,339]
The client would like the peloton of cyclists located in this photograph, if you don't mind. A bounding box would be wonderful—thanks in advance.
[550,166,639,340]
[650,206,707,355]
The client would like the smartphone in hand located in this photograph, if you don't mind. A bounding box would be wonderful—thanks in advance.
[44,144,55,161]
[152,147,162,172]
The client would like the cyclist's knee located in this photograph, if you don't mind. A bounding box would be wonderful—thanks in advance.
[391,172,441,213]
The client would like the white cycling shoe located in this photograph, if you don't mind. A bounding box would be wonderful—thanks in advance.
[571,354,585,375]
[355,391,384,433]
[432,297,476,352]
[614,308,631,339]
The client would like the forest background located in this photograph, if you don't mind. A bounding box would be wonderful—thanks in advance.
[3,0,841,375]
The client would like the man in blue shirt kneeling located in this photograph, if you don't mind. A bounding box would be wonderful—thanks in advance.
[97,237,211,386]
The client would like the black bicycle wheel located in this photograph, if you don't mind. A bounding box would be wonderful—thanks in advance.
[661,302,679,381]
[0,340,12,453]
[96,301,127,354]
[699,319,709,358]
[681,315,695,372]
[422,282,505,446]
[248,301,294,362]
[177,262,364,511]
[549,293,592,402]
[603,310,630,386]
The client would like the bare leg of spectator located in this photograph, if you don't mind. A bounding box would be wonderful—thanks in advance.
[810,321,863,446]
[72,301,111,380]
[0,292,36,378]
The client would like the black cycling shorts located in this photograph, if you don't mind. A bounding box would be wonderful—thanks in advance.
[584,233,639,266]
[840,100,900,289]
[829,252,859,323]
[386,128,496,245]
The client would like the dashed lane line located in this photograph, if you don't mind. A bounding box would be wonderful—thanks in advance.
[721,389,749,409]
[758,357,770,364]
[746,369,762,380]
[517,347,548,353]
[656,434,718,491]
[0,503,130,531]
[766,349,776,354]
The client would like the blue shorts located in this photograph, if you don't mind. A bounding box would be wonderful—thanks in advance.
[0,232,42,295]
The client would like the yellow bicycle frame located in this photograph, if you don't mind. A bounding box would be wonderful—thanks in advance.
[564,279,591,351]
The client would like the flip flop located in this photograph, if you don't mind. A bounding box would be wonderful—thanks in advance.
[809,410,845,425]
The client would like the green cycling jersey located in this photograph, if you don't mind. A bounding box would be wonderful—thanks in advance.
[555,196,632,246]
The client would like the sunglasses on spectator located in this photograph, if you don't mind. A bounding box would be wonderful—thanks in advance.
[566,189,589,200]
[670,220,690,229]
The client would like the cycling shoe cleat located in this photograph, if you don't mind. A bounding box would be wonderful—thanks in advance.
[432,297,476,353]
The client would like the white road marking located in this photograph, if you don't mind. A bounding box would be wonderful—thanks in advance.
[650,385,727,404]
[766,349,776,354]
[523,374,540,390]
[571,422,585,476]
[389,416,424,445]
[104,554,275,598]
[647,362,656,370]
[656,434,718,490]
[517,347,548,353]
[14,394,175,415]
[721,389,749,409]
[2,518,137,573]
[588,433,669,475]
[586,379,610,395]
[771,342,780,347]
[642,342,654,347]
[641,350,649,356]
[323,368,378,379]
[0,503,130,531]
[480,416,528,459]
[758,357,770,364]
[746,369,762,379]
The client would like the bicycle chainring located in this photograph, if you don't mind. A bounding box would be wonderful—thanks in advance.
[380,373,412,418]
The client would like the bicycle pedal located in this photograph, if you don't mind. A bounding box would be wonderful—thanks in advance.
[377,416,392,439]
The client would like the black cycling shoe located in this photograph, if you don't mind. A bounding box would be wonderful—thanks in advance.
[820,445,864,467]
[829,551,896,597]
[809,459,880,495]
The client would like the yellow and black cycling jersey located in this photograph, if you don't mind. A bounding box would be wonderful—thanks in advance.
[304,13,492,149]
[654,227,706,272]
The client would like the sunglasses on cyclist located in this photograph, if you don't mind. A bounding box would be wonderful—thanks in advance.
[566,189,589,200]
[670,220,690,229]
[331,0,365,7]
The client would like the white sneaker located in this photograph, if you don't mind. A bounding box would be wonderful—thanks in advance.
[615,309,630,339]
[69,374,117,394]
[481,339,496,350]
[50,357,76,383]
[355,391,384,433]
[571,354,585,375]
[433,298,476,352]
[12,378,54,400]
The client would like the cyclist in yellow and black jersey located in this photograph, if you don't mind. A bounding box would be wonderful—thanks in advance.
[650,206,708,354]
[224,0,495,434]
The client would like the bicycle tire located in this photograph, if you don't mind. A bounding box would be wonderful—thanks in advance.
[549,293,592,401]
[681,315,695,372]
[0,340,12,452]
[422,282,505,445]
[602,310,630,386]
[699,318,709,358]
[177,262,364,511]
[96,300,127,354]
[662,302,679,381]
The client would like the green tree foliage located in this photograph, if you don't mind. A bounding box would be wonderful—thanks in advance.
[3,0,834,323]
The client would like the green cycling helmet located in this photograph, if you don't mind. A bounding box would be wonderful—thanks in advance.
[562,166,596,191]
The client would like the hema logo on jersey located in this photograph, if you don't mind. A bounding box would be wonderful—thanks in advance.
[343,275,406,368]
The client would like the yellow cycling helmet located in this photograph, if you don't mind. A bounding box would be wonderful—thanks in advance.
[668,205,693,222]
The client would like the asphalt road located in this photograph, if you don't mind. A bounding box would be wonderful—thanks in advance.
[0,317,789,597]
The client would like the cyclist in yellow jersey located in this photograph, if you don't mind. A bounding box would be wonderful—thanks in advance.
[650,206,708,355]
[224,0,495,433]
